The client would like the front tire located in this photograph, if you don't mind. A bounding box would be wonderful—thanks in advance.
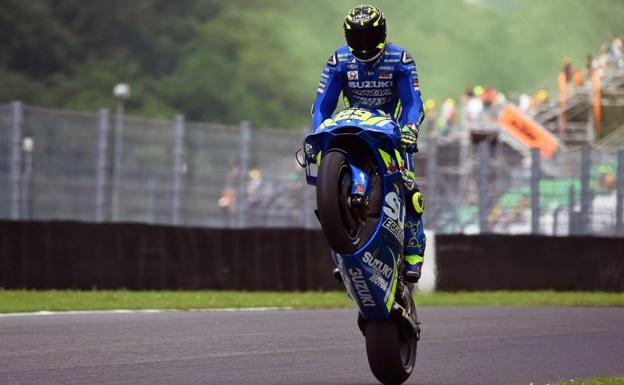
[365,318,417,385]
[316,150,361,254]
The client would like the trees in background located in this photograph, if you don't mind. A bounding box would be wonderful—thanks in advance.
[1,0,623,128]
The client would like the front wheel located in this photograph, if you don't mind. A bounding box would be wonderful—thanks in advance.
[316,150,360,254]
[316,150,380,254]
[365,318,417,385]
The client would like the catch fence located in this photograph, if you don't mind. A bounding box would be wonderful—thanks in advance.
[1,101,622,236]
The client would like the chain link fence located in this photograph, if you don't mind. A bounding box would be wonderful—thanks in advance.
[1,101,623,236]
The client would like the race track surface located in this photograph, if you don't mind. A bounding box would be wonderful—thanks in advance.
[1,307,623,385]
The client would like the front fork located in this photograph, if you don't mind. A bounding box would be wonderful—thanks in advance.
[347,163,370,217]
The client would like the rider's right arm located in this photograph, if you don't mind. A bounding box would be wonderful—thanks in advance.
[311,52,345,131]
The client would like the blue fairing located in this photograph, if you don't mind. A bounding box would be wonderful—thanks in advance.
[303,108,408,320]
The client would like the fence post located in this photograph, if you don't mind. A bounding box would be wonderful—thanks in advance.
[10,101,23,220]
[568,184,577,235]
[552,206,563,235]
[530,148,541,234]
[238,121,251,228]
[171,115,185,225]
[586,90,594,143]
[95,108,110,222]
[21,137,34,219]
[478,141,490,233]
[111,101,125,221]
[580,143,591,234]
[426,136,438,230]
[147,177,156,224]
[616,150,624,236]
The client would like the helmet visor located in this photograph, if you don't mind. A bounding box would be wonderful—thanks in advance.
[345,25,385,53]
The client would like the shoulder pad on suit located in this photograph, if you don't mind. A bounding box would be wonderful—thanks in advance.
[327,52,338,67]
[401,51,414,65]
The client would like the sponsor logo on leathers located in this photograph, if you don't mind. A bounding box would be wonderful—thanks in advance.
[348,81,393,88]
[349,97,392,106]
[351,88,393,97]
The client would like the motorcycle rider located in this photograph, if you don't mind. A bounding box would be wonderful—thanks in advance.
[312,4,425,283]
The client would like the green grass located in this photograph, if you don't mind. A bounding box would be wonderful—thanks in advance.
[413,291,624,307]
[0,290,623,313]
[0,290,351,313]
[546,376,624,385]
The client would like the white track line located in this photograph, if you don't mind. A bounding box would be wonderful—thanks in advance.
[0,307,294,317]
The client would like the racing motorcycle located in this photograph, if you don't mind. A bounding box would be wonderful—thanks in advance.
[298,107,421,385]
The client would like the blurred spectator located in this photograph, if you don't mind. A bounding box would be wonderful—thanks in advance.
[438,97,457,136]
[609,34,623,68]
[423,99,438,136]
[530,89,549,112]
[519,93,531,113]
[563,57,574,83]
[598,43,611,73]
[481,86,498,119]
[463,86,484,122]
[247,168,262,197]
[473,85,484,98]
[461,84,474,103]
[562,57,584,87]
[586,53,600,77]
[598,168,615,191]
[572,67,584,87]
[218,158,240,226]
[496,92,507,105]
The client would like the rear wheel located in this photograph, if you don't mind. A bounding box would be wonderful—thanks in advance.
[365,318,417,385]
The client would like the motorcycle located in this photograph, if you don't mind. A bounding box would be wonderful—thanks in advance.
[298,107,421,385]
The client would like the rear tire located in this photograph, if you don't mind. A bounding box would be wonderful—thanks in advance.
[365,318,417,385]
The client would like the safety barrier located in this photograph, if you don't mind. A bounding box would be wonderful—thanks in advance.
[1,221,622,291]
[0,221,338,290]
[436,234,624,291]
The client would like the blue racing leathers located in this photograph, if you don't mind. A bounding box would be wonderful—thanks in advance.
[311,42,426,279]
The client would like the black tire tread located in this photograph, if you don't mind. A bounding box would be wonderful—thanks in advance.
[316,151,357,254]
[365,319,412,385]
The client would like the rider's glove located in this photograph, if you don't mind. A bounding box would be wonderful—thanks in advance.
[401,123,419,153]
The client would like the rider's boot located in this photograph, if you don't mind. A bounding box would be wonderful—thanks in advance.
[403,189,426,284]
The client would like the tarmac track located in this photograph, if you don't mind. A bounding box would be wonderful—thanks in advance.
[1,307,623,385]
